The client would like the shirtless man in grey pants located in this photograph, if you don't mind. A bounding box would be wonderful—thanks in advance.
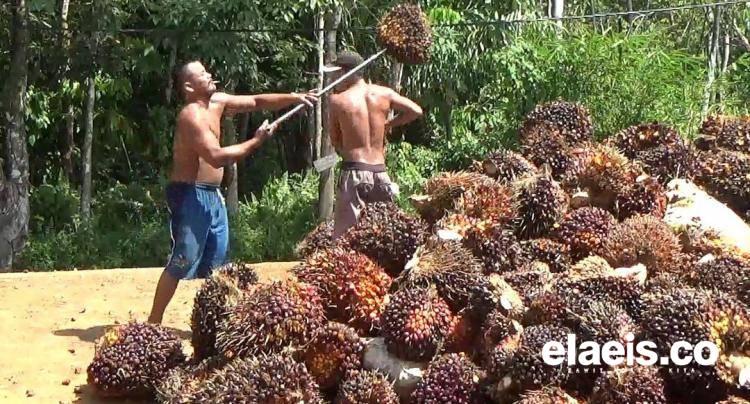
[325,50,423,239]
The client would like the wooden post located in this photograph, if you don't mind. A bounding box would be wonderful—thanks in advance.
[317,8,341,221]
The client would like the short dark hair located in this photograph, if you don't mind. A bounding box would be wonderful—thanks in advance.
[332,50,365,80]
[173,60,200,100]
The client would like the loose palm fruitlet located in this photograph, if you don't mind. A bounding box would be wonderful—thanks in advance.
[292,247,391,333]
[215,278,326,359]
[343,201,428,276]
[302,322,365,390]
[589,366,668,404]
[376,3,432,65]
[411,352,488,403]
[191,262,258,361]
[87,322,186,399]
[520,100,594,145]
[334,369,399,404]
[380,285,455,362]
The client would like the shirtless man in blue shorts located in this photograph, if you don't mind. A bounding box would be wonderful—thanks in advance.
[148,60,316,324]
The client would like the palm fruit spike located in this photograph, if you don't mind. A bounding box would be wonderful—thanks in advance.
[599,213,683,274]
[397,237,485,312]
[292,247,391,334]
[520,100,594,144]
[380,285,455,362]
[215,278,326,359]
[411,352,487,403]
[553,206,616,260]
[295,219,337,258]
[479,309,524,361]
[512,172,570,240]
[610,121,682,157]
[455,180,517,227]
[334,369,399,404]
[155,356,227,403]
[613,173,668,220]
[520,121,577,180]
[686,253,750,306]
[550,273,645,321]
[515,386,580,403]
[375,3,432,65]
[191,262,258,361]
[502,262,554,306]
[643,289,750,395]
[482,149,539,184]
[518,238,572,273]
[343,201,428,276]
[695,149,750,216]
[302,322,365,390]
[411,171,495,224]
[502,324,575,392]
[87,322,186,399]
[571,299,638,345]
[589,366,668,404]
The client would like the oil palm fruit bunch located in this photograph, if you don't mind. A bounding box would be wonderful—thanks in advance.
[87,322,186,399]
[552,273,645,321]
[685,253,750,306]
[455,180,518,228]
[411,171,495,224]
[589,365,668,404]
[482,149,539,184]
[292,247,391,333]
[632,142,699,185]
[343,201,428,276]
[502,262,555,306]
[334,369,399,404]
[512,172,570,239]
[515,386,580,403]
[695,149,750,216]
[215,278,326,359]
[553,207,616,260]
[643,289,750,396]
[566,255,614,279]
[520,100,594,144]
[156,352,324,403]
[397,237,489,313]
[295,219,337,258]
[518,238,573,273]
[612,174,668,220]
[380,285,456,362]
[155,356,226,404]
[376,3,432,65]
[599,214,683,275]
[411,352,487,403]
[610,121,682,156]
[571,299,639,346]
[560,143,638,211]
[699,114,750,153]
[464,223,528,274]
[497,324,576,393]
[479,309,524,362]
[191,262,258,361]
[520,121,578,180]
[302,322,365,390]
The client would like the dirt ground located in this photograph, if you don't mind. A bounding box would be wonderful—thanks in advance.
[0,262,296,404]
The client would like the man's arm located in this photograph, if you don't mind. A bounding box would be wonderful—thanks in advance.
[185,112,275,168]
[213,91,317,114]
[385,89,423,130]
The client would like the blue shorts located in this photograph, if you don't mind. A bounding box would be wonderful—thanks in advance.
[164,182,229,280]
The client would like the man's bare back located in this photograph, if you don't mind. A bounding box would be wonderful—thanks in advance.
[330,81,422,164]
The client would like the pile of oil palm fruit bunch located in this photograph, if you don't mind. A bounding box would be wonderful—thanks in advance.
[86,101,750,403]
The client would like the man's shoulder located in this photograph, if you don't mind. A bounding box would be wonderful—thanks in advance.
[176,103,206,127]
[367,83,396,96]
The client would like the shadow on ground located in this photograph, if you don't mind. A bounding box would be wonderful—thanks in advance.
[54,325,191,343]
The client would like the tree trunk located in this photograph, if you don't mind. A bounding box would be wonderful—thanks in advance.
[0,0,30,271]
[223,116,239,216]
[318,7,341,221]
[80,74,96,221]
[60,0,75,183]
[552,0,564,29]
[165,38,178,105]
[702,6,722,118]
[237,113,250,196]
